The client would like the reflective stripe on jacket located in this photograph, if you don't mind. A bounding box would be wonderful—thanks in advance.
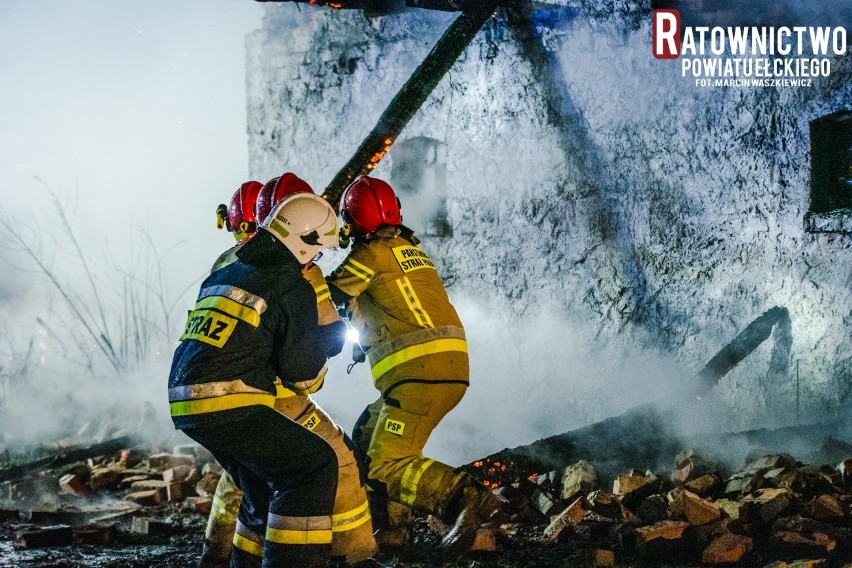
[326,228,468,393]
[367,326,468,395]
[168,374,323,417]
[168,238,326,430]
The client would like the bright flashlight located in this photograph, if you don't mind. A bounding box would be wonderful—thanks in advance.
[346,327,360,344]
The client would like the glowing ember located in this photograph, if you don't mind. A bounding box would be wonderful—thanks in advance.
[468,456,539,489]
[366,138,394,171]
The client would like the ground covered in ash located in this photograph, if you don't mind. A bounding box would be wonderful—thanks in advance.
[0,500,205,568]
[0,516,635,568]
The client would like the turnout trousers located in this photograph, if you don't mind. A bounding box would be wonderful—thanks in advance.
[182,406,337,568]
[203,395,376,566]
[353,382,470,523]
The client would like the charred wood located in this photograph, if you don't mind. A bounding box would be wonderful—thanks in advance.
[0,435,141,483]
[692,306,791,396]
[322,2,498,206]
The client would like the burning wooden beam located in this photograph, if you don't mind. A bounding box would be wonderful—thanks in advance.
[321,2,498,207]
[0,435,141,483]
[462,404,849,491]
[254,0,516,12]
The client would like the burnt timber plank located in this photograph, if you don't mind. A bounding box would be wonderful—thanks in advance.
[321,2,498,207]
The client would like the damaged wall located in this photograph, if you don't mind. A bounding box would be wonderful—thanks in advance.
[245,2,851,437]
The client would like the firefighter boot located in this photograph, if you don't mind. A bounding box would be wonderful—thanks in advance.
[200,472,243,568]
[198,539,230,568]
[439,484,502,560]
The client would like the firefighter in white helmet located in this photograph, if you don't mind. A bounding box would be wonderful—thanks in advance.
[201,177,378,567]
[170,192,344,568]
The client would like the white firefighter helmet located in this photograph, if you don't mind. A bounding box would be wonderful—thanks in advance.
[262,192,338,264]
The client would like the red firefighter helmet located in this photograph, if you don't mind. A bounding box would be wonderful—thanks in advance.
[255,173,314,225]
[217,181,263,243]
[340,176,402,234]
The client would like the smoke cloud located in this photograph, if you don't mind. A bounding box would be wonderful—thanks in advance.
[313,289,692,467]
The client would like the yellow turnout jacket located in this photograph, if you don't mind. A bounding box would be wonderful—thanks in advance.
[326,226,469,397]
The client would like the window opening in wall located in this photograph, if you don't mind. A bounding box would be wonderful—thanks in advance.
[806,109,852,233]
[390,137,451,237]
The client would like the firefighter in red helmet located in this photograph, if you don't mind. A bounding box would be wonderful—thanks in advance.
[213,175,314,272]
[199,175,377,568]
[216,181,264,244]
[255,173,313,225]
[327,175,503,560]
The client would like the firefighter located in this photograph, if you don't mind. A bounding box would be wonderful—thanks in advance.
[213,175,312,273]
[169,193,341,568]
[326,176,503,559]
[212,179,265,273]
[216,180,265,243]
[202,177,377,568]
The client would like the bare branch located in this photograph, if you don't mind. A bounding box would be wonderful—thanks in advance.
[0,187,192,377]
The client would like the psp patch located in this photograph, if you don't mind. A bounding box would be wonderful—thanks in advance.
[301,412,321,431]
[384,418,406,436]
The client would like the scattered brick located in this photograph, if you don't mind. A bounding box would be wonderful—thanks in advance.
[683,472,721,497]
[89,467,120,491]
[613,472,660,509]
[634,519,689,544]
[701,532,752,564]
[470,528,498,552]
[741,488,794,525]
[130,516,173,536]
[805,494,845,521]
[147,453,195,471]
[59,473,91,497]
[162,464,198,484]
[724,471,763,497]
[744,453,796,472]
[668,489,722,526]
[184,496,212,515]
[544,496,589,540]
[561,460,596,501]
[770,531,836,557]
[126,489,164,506]
[637,494,669,524]
[530,485,559,517]
[202,461,224,477]
[73,523,117,546]
[14,525,74,549]
[587,490,620,519]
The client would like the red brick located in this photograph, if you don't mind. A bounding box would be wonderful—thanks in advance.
[14,525,73,548]
[701,532,753,564]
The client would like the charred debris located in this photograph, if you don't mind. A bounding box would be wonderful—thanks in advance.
[0,0,848,563]
[0,403,850,567]
[0,307,850,565]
